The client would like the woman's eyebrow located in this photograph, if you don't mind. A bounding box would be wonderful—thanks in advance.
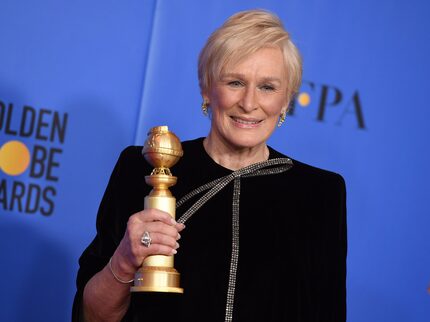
[220,73,282,84]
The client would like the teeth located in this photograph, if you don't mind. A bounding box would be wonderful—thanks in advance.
[233,117,260,124]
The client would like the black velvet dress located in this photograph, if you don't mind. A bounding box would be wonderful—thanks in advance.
[72,137,347,322]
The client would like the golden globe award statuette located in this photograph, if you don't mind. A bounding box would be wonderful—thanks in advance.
[131,125,184,293]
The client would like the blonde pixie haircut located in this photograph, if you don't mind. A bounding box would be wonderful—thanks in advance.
[198,9,302,105]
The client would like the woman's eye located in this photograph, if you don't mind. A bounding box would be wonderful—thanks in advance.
[260,84,275,92]
[228,80,243,87]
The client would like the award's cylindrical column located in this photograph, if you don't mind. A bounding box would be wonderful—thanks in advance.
[141,195,175,268]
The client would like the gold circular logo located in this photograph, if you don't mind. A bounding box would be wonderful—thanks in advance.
[297,92,311,107]
[0,140,31,176]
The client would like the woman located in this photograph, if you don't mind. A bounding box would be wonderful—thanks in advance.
[73,9,347,322]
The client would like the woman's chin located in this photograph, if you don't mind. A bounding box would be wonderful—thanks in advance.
[225,136,266,151]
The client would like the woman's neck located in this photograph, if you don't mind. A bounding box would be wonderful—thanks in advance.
[203,135,269,171]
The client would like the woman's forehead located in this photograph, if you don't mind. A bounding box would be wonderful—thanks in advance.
[219,47,286,80]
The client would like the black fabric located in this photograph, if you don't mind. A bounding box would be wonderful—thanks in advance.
[72,137,347,322]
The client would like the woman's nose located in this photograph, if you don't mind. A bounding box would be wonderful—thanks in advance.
[239,87,258,112]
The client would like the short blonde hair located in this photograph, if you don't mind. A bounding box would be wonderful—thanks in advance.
[198,9,302,104]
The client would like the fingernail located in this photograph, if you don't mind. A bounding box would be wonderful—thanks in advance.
[172,249,177,255]
[175,242,180,249]
[177,233,181,240]
[170,218,177,225]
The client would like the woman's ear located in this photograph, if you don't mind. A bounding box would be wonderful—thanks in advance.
[202,91,210,105]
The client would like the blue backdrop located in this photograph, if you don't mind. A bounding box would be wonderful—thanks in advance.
[0,0,429,321]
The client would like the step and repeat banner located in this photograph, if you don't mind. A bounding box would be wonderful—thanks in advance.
[1,0,429,321]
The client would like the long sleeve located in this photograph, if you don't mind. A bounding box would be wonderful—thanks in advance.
[72,146,148,321]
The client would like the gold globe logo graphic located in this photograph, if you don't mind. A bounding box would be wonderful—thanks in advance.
[0,140,31,176]
[297,92,311,107]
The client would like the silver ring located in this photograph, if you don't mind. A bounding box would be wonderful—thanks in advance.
[141,231,152,248]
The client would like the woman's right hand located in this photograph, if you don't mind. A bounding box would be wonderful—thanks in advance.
[109,208,185,282]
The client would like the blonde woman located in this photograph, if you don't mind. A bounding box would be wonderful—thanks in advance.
[73,9,347,322]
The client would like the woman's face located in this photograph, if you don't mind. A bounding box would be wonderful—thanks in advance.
[204,47,289,152]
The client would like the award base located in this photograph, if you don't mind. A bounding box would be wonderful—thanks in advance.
[131,266,183,293]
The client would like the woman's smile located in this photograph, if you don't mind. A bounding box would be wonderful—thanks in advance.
[230,116,263,128]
